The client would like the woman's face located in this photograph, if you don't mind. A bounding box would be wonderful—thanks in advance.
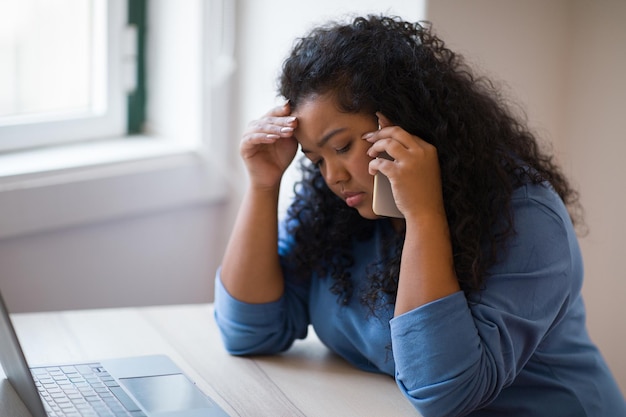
[292,94,379,219]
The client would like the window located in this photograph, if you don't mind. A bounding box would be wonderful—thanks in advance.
[0,0,233,241]
[0,0,130,152]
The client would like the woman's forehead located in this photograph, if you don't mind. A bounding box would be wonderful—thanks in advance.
[293,97,376,151]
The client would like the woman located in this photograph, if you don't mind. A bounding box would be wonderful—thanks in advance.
[214,15,626,416]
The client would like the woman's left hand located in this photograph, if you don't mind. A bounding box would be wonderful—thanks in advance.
[364,112,445,222]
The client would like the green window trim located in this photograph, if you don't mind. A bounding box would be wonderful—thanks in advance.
[127,0,147,135]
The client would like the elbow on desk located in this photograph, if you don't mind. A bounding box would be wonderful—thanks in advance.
[212,278,309,356]
[218,332,295,357]
[395,371,501,417]
[213,314,298,356]
[395,381,485,417]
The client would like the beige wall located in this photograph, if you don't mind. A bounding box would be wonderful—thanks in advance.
[566,0,626,395]
[428,0,626,394]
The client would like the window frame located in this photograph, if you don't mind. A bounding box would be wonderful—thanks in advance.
[0,0,126,153]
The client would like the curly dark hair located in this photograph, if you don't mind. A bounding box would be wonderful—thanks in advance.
[278,15,582,307]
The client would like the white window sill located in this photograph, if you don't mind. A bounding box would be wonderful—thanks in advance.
[0,136,193,180]
[0,137,228,240]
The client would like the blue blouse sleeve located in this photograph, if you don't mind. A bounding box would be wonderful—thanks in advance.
[389,184,582,417]
[213,220,310,355]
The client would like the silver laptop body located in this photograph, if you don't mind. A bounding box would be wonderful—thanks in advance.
[0,289,229,417]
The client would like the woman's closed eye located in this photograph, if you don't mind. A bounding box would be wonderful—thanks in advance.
[336,142,351,154]
[310,143,352,167]
[311,143,352,168]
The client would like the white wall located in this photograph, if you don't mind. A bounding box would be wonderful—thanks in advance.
[0,203,228,311]
[428,0,626,395]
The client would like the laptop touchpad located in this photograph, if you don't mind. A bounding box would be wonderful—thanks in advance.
[120,374,214,413]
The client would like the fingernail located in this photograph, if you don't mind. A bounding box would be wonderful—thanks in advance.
[286,116,296,123]
[280,127,294,133]
[362,132,374,140]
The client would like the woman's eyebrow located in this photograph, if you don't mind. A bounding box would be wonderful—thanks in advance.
[300,127,347,154]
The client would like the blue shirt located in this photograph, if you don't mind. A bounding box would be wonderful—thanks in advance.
[214,183,626,417]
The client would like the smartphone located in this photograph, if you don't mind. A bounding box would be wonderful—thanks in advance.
[372,152,404,218]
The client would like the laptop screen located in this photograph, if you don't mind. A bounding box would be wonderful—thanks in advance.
[0,290,48,417]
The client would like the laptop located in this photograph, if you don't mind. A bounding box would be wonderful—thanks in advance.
[0,289,230,417]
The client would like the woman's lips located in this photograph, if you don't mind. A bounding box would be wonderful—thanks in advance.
[343,192,365,208]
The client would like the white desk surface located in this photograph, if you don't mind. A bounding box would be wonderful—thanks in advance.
[0,304,421,417]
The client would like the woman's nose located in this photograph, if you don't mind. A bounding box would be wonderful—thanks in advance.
[323,159,349,184]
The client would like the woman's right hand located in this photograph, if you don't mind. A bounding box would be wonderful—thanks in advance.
[240,102,298,190]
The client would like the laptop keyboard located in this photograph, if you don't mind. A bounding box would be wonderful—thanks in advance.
[31,363,146,417]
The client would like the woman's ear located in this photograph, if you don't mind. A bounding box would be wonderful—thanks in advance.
[376,112,393,129]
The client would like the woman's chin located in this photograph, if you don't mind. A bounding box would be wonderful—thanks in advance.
[355,207,379,220]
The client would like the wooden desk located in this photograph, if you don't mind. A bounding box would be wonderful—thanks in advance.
[0,304,421,416]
